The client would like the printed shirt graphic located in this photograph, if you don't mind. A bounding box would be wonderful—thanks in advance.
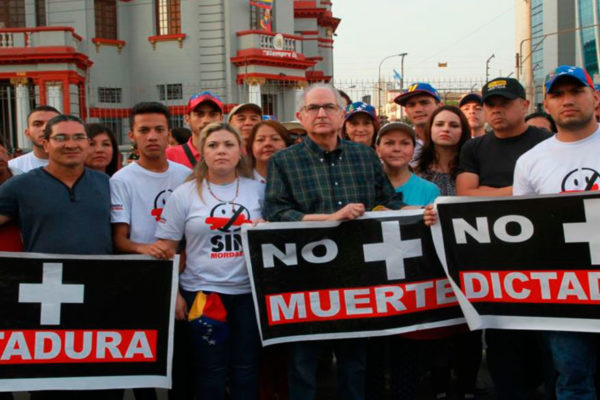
[110,161,192,244]
[513,126,600,196]
[156,178,265,294]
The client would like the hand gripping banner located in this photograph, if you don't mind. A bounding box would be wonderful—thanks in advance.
[242,211,465,346]
[0,253,178,392]
[431,192,600,333]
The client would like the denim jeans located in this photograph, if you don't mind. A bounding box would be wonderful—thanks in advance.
[545,331,598,400]
[288,338,366,400]
[181,290,260,400]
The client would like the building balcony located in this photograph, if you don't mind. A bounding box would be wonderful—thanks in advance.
[0,27,91,70]
[237,29,301,52]
[0,27,83,50]
[232,30,315,70]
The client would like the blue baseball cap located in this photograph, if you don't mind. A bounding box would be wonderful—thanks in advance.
[544,65,595,95]
[345,102,377,121]
[394,82,441,106]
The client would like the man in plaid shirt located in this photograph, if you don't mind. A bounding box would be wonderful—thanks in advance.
[264,83,405,400]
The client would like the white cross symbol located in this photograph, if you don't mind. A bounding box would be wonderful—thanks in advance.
[363,220,423,280]
[563,198,600,265]
[18,263,85,325]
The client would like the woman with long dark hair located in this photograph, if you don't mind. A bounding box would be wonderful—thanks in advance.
[414,105,481,400]
[85,123,120,176]
[414,105,472,195]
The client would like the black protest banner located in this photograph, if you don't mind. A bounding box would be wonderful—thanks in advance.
[432,192,600,332]
[242,211,465,346]
[0,253,177,391]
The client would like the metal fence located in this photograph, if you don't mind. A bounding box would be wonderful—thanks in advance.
[0,77,490,153]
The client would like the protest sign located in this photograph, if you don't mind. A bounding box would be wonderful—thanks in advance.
[243,211,464,346]
[0,253,177,392]
[432,192,600,332]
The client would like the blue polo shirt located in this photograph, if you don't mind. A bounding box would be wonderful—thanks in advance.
[0,167,112,254]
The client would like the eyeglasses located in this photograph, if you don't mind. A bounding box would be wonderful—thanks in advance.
[303,103,340,115]
[48,134,89,143]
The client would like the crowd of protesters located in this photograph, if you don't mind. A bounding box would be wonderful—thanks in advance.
[0,63,599,400]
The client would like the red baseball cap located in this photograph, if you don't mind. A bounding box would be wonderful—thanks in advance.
[188,91,224,114]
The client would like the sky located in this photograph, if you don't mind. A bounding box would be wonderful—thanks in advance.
[332,0,516,84]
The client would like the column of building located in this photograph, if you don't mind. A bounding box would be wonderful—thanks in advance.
[10,77,31,150]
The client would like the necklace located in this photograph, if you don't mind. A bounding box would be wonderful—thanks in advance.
[206,177,240,212]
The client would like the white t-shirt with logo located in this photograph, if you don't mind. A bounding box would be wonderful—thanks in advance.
[110,161,191,244]
[8,152,48,173]
[253,169,266,184]
[155,177,264,294]
[513,126,600,195]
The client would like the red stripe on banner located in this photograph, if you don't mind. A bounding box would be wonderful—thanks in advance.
[0,330,157,364]
[460,270,600,305]
[265,279,458,325]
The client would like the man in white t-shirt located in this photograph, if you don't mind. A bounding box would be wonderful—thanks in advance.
[111,102,191,255]
[8,105,59,172]
[110,102,191,400]
[514,65,600,400]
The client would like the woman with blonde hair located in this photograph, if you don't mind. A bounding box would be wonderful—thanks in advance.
[154,122,264,400]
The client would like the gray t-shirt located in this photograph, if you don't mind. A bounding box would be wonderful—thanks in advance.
[0,168,112,254]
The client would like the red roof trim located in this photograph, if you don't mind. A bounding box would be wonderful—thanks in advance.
[318,15,341,30]
[89,108,131,118]
[306,70,332,83]
[92,38,126,47]
[294,8,326,18]
[0,70,85,83]
[0,47,93,69]
[148,33,187,42]
[294,1,317,8]
[232,48,316,69]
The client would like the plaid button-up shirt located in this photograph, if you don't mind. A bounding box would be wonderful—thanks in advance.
[264,136,405,222]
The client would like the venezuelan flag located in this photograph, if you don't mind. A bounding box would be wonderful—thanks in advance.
[188,292,229,345]
[250,0,272,10]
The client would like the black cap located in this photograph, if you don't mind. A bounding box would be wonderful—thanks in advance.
[482,78,526,103]
[459,93,483,108]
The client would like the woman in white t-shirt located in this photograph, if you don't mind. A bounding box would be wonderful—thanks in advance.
[244,120,294,400]
[245,120,293,184]
[154,122,264,400]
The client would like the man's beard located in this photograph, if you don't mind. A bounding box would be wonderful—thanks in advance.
[557,111,595,132]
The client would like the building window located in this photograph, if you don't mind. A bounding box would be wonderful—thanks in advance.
[157,84,183,100]
[100,118,126,144]
[170,115,184,129]
[98,88,122,103]
[95,0,118,39]
[261,94,276,116]
[156,0,181,35]
[36,0,46,26]
[579,0,599,76]
[250,2,274,32]
[0,0,25,28]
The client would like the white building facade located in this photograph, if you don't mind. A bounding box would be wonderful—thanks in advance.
[0,0,339,149]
